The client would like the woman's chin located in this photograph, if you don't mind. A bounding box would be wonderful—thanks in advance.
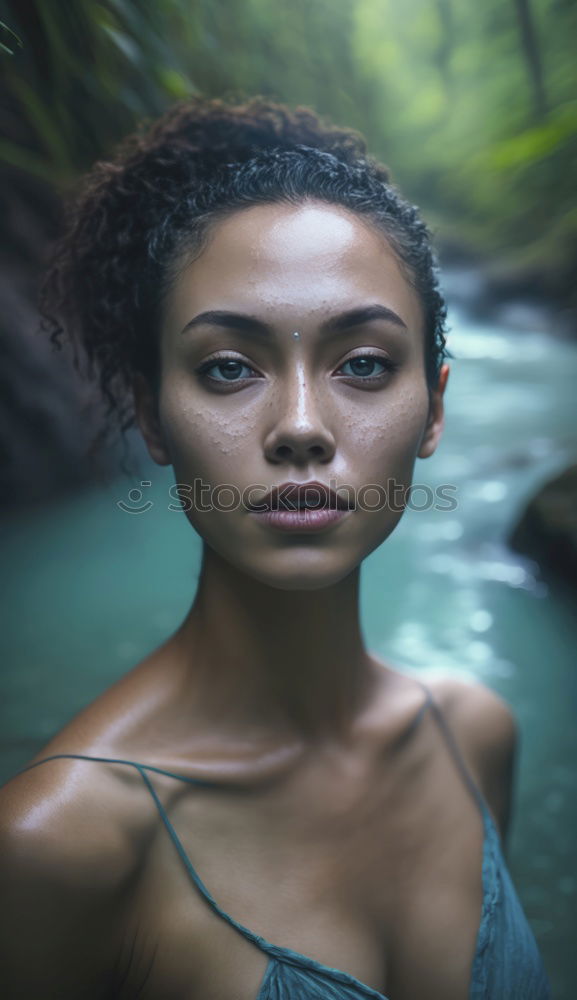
[226,549,361,592]
[257,571,355,592]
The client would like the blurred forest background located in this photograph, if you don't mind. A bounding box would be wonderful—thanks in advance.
[0,0,575,507]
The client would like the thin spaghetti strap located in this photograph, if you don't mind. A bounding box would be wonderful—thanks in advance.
[412,681,490,821]
[388,678,435,749]
[10,752,272,953]
[11,752,221,787]
[134,765,271,950]
[405,678,434,737]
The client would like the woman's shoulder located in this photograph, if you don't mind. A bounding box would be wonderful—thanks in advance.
[0,722,156,894]
[423,671,518,760]
[383,663,518,753]
[0,641,194,878]
[0,720,156,997]
[422,672,519,841]
[0,639,183,850]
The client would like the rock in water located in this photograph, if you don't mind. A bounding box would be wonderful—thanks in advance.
[509,464,577,587]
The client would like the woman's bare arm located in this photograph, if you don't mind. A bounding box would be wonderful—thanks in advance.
[0,766,139,999]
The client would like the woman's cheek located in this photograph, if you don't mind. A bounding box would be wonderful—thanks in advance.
[161,419,258,517]
[354,393,429,481]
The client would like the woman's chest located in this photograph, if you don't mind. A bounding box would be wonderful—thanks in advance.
[116,737,486,1000]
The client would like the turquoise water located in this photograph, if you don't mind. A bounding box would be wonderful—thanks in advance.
[1,296,576,996]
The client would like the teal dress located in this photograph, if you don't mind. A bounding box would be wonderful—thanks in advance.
[14,682,551,999]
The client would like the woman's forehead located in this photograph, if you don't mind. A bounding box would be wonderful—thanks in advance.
[168,201,423,332]
[200,201,396,273]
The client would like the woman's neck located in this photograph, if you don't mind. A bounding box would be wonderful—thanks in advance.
[174,546,384,745]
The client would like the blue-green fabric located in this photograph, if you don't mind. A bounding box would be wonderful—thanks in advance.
[469,798,551,999]
[15,684,551,999]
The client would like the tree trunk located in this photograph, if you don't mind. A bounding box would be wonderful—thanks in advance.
[513,0,548,118]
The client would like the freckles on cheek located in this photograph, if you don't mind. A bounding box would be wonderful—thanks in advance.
[351,393,428,467]
[161,393,261,476]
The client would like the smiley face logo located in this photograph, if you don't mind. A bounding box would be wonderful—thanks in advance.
[116,481,154,514]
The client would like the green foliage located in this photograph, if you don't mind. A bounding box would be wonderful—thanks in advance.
[1,0,575,296]
[352,0,576,281]
[0,17,22,54]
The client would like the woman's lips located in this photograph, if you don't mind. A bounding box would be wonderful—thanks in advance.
[247,480,355,513]
[246,480,355,531]
[248,507,351,532]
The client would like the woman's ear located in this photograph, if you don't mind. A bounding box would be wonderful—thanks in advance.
[133,372,172,466]
[418,363,450,459]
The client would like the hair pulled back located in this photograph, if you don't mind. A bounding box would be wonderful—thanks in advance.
[41,95,448,445]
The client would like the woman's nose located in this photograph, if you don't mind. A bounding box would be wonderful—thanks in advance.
[263,367,336,465]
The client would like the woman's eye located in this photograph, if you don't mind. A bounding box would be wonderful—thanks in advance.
[196,353,399,387]
[337,355,398,380]
[196,358,259,383]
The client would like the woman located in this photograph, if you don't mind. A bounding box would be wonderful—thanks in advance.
[0,96,550,999]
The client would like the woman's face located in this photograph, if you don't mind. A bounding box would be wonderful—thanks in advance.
[136,200,447,590]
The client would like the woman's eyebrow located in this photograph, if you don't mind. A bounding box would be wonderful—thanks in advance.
[326,304,407,332]
[180,304,407,338]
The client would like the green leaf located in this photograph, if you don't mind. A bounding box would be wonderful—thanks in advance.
[0,18,24,55]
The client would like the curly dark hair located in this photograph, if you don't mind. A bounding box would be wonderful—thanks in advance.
[40,94,449,453]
